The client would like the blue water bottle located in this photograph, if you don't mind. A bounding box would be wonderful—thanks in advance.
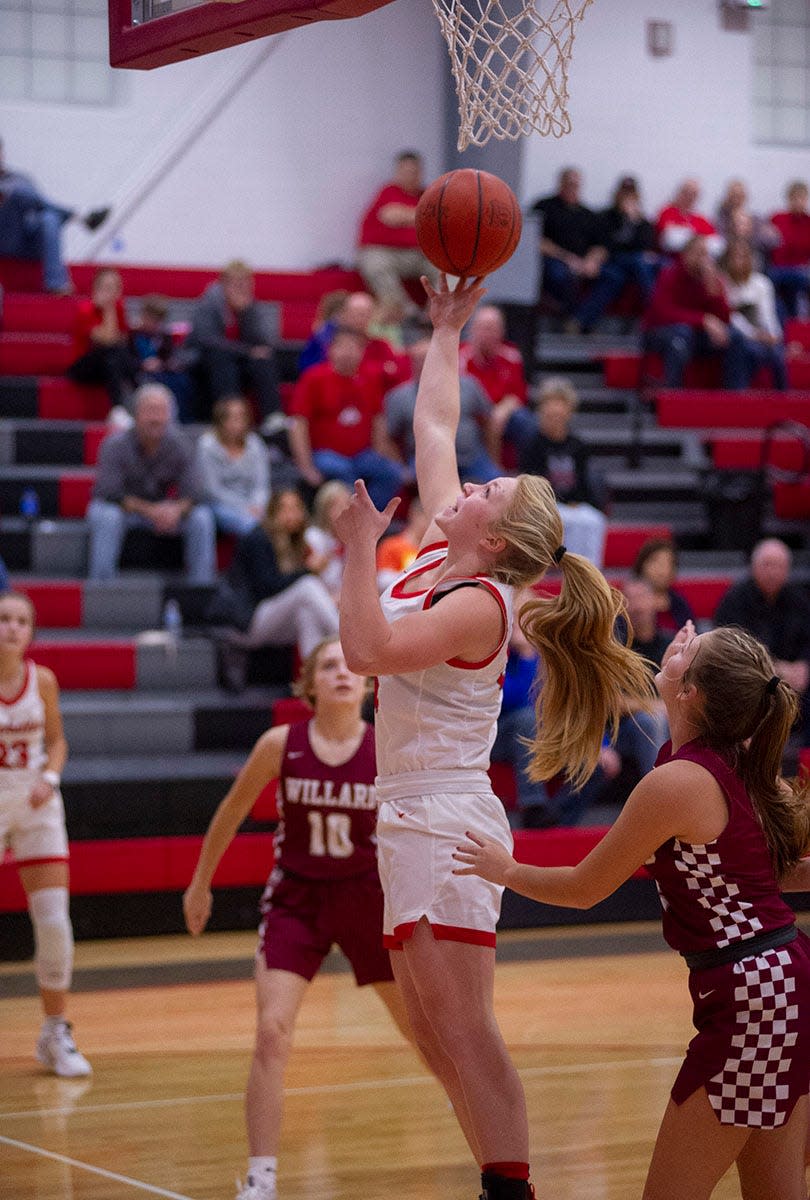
[19,488,40,522]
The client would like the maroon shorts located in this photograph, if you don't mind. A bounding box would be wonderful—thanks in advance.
[672,930,810,1128]
[258,868,394,986]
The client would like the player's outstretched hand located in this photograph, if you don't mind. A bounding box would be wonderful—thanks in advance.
[421,273,487,334]
[452,831,516,885]
[183,881,212,936]
[333,479,400,547]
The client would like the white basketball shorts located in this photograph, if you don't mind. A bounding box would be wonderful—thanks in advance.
[375,769,512,949]
[0,778,69,864]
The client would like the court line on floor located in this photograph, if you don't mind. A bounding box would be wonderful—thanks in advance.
[0,1055,683,1122]
[0,1134,195,1199]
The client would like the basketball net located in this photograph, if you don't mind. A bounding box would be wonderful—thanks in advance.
[430,0,593,150]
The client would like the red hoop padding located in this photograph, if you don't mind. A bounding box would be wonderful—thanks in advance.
[109,0,396,69]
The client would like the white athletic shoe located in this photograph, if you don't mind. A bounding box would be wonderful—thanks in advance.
[234,1175,276,1200]
[36,1020,92,1078]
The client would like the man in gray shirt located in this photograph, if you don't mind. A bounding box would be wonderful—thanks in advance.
[384,334,499,483]
[87,384,216,582]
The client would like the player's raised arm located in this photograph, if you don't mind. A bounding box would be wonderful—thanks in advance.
[414,274,486,535]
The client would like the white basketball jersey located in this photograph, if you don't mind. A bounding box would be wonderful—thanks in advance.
[0,661,47,794]
[375,542,513,778]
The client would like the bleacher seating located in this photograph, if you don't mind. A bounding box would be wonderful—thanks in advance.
[2,260,810,947]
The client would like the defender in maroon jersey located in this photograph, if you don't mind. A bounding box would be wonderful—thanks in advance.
[456,621,810,1200]
[184,638,412,1200]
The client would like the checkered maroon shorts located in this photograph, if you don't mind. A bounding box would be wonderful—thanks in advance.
[672,929,810,1127]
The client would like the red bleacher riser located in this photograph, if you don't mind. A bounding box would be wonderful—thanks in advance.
[0,333,74,376]
[30,642,136,690]
[711,436,807,471]
[800,748,810,778]
[657,390,810,429]
[38,378,109,420]
[786,321,810,352]
[17,583,83,629]
[789,359,810,389]
[675,577,731,620]
[271,697,311,726]
[773,481,810,519]
[1,293,79,333]
[602,524,671,568]
[280,301,318,342]
[58,474,94,518]
[83,425,109,465]
[0,258,45,292]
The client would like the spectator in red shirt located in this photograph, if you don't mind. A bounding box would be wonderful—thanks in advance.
[66,268,138,411]
[768,179,810,321]
[287,328,404,509]
[656,179,724,258]
[459,304,534,463]
[356,151,438,323]
[642,235,750,388]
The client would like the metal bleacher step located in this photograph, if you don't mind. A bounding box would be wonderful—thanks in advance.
[60,686,286,757]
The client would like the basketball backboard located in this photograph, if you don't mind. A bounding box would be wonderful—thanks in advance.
[109,0,396,69]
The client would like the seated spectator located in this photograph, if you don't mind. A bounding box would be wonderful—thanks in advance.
[531,166,607,323]
[632,536,696,636]
[340,291,409,385]
[129,294,195,423]
[715,179,779,266]
[768,179,810,321]
[356,150,437,323]
[297,289,349,374]
[0,553,8,592]
[206,488,339,686]
[287,327,404,509]
[196,395,271,536]
[719,238,788,390]
[713,538,810,742]
[0,137,108,294]
[655,178,724,258]
[66,268,138,412]
[573,175,659,333]
[86,383,216,583]
[376,497,430,592]
[642,235,750,388]
[187,260,280,427]
[518,377,607,567]
[459,304,534,460]
[386,333,497,483]
[305,480,351,603]
[621,576,675,670]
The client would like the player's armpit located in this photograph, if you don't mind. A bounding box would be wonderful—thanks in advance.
[361,584,505,675]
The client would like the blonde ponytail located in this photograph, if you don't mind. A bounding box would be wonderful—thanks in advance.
[518,552,657,788]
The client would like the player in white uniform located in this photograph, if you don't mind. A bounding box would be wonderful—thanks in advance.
[0,591,90,1077]
[335,274,654,1200]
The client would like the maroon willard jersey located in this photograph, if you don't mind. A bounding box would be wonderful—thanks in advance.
[275,720,379,880]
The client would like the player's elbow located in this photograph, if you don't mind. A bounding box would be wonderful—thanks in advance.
[343,644,378,677]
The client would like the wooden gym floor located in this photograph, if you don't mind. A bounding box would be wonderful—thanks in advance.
[3,918,810,1200]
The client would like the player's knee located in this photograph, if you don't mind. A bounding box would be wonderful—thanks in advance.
[254,1013,295,1062]
[28,886,73,992]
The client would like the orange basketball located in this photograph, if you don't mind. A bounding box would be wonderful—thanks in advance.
[415,169,522,278]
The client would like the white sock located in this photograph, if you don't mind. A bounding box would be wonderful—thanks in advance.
[248,1156,277,1182]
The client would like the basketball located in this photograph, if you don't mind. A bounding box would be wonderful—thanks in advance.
[415,168,522,278]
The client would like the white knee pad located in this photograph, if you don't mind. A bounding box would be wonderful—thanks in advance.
[28,887,74,992]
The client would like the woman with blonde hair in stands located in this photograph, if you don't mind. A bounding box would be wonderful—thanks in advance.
[335,273,655,1200]
[456,621,810,1200]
